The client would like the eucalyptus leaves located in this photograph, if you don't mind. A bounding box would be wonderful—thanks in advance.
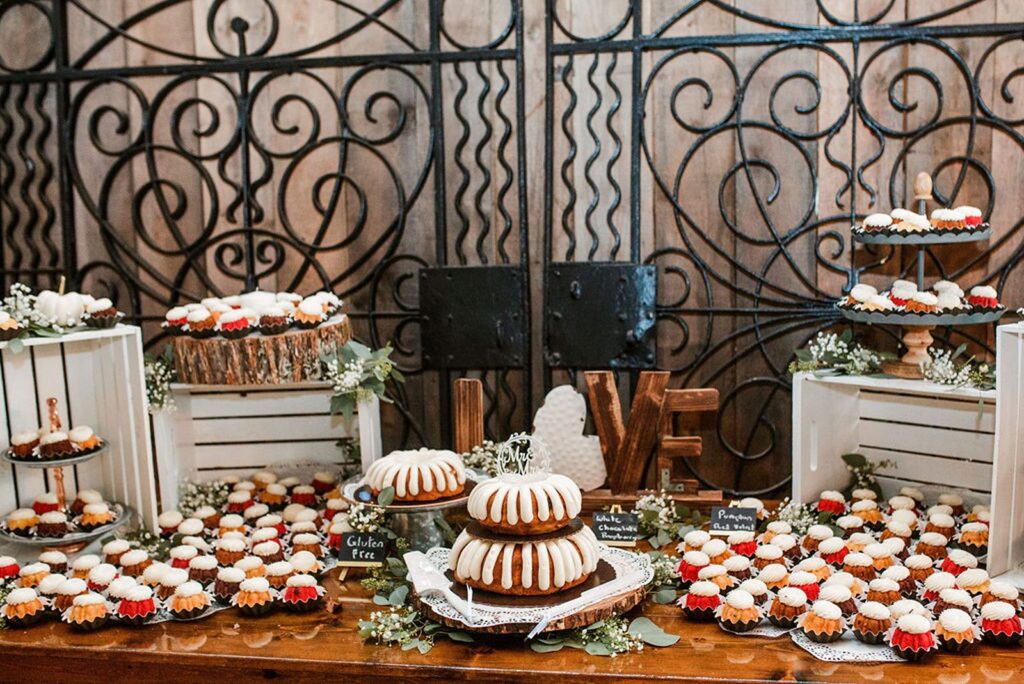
[326,341,403,419]
[530,617,679,656]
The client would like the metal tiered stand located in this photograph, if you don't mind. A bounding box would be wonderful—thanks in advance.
[0,397,131,551]
[841,172,1005,379]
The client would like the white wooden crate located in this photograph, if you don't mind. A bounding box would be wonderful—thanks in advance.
[793,372,996,510]
[0,327,157,528]
[152,383,381,511]
[991,324,1024,581]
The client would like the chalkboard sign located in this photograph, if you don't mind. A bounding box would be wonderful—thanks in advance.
[337,532,390,567]
[709,506,758,535]
[591,511,640,547]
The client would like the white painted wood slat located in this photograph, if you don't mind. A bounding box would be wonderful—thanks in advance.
[858,420,995,462]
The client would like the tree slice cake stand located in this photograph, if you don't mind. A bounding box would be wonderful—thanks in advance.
[171,314,352,385]
[409,532,652,635]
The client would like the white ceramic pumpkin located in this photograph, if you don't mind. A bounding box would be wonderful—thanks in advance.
[35,290,92,327]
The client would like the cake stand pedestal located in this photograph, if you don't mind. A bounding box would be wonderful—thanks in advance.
[881,325,934,379]
[341,476,481,552]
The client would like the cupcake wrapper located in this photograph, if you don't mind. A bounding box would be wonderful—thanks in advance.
[767,615,800,630]
[983,631,1023,647]
[238,601,274,617]
[85,313,123,329]
[720,618,760,633]
[219,328,250,340]
[0,328,23,342]
[939,637,975,653]
[259,324,290,336]
[188,328,217,339]
[170,605,208,621]
[805,630,844,643]
[683,606,717,622]
[893,646,930,661]
[68,615,108,632]
[294,320,322,330]
[214,592,235,607]
[118,613,155,628]
[282,596,323,613]
[5,610,45,629]
[853,629,886,645]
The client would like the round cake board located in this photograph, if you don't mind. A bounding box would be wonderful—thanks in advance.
[409,558,647,635]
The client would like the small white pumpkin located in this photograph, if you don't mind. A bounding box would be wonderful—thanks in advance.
[35,290,89,327]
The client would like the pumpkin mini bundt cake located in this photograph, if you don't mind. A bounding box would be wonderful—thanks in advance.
[364,448,466,502]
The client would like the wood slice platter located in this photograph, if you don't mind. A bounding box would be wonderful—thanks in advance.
[172,315,352,385]
[410,558,647,635]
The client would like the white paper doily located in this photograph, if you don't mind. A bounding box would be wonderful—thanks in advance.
[417,545,652,629]
[718,621,792,639]
[790,629,903,663]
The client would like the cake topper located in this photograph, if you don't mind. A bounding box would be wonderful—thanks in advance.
[495,432,551,476]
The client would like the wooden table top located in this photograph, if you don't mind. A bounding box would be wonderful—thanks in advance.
[1,571,1022,683]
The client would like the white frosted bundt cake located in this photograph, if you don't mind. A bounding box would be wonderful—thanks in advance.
[364,448,466,502]
[467,472,582,534]
[449,523,600,596]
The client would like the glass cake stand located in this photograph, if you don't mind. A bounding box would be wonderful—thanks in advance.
[341,472,485,551]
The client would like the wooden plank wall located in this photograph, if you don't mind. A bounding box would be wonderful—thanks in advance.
[1,2,1023,495]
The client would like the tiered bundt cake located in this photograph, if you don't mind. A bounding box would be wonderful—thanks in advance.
[449,434,600,597]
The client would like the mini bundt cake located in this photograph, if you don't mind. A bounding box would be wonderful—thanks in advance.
[449,524,600,596]
[364,449,466,502]
[467,472,582,534]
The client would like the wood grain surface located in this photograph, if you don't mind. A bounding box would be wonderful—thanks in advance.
[0,567,1020,683]
[171,316,352,385]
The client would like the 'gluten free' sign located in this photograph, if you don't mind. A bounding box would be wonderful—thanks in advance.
[337,532,389,567]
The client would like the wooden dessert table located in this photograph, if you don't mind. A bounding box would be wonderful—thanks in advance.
[1,569,1022,683]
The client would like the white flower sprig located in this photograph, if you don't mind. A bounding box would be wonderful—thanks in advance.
[789,330,889,376]
[178,479,230,516]
[347,502,387,533]
[145,351,177,414]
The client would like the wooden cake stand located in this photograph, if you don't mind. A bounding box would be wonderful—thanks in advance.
[409,519,648,635]
[172,315,351,385]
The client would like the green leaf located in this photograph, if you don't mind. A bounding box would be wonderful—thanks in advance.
[841,452,867,468]
[372,594,391,605]
[387,585,409,606]
[952,343,968,361]
[417,641,432,654]
[401,639,420,651]
[651,587,678,604]
[654,528,673,548]
[584,642,612,656]
[443,630,474,643]
[628,617,680,647]
[530,642,565,653]
[794,349,814,362]
[386,557,408,577]
[378,487,396,507]
[7,337,23,354]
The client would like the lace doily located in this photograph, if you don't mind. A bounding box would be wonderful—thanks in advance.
[790,629,903,663]
[718,621,792,639]
[417,545,652,629]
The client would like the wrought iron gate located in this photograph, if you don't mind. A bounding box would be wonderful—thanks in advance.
[1,1,1023,496]
[543,2,1024,496]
